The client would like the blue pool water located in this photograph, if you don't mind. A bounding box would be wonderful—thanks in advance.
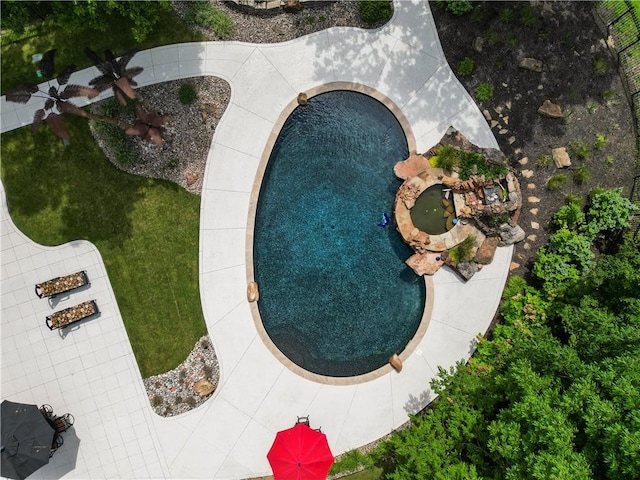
[253,91,425,377]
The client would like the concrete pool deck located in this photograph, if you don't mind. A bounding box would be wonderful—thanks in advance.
[1,1,513,478]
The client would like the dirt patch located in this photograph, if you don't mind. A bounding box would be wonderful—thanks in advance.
[431,0,637,279]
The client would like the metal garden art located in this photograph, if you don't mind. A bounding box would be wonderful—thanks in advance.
[6,48,170,145]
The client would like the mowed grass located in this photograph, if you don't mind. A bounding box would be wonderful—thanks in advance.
[0,8,204,94]
[0,117,205,377]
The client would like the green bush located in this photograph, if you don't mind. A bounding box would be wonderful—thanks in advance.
[520,3,538,26]
[582,188,636,240]
[499,8,514,22]
[536,154,552,168]
[458,151,507,180]
[594,133,607,149]
[359,1,393,25]
[457,57,475,76]
[573,165,590,184]
[570,140,590,159]
[179,83,197,105]
[436,0,474,16]
[565,193,583,207]
[448,235,477,262]
[593,58,609,76]
[553,203,585,229]
[90,120,137,167]
[435,144,460,171]
[547,227,595,273]
[329,450,374,476]
[547,173,568,190]
[475,82,494,102]
[185,2,233,39]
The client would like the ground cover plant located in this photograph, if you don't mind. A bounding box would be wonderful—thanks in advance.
[0,117,206,377]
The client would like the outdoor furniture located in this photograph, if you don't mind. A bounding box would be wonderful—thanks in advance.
[45,300,98,330]
[1,400,56,480]
[35,271,89,299]
[51,414,74,434]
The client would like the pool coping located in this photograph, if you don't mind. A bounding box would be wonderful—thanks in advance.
[245,82,431,386]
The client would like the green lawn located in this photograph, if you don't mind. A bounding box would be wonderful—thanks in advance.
[1,117,206,378]
[343,468,383,479]
[1,9,204,94]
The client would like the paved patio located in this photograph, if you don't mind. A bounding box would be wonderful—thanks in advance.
[1,1,512,478]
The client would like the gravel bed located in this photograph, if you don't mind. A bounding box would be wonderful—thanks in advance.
[89,1,379,417]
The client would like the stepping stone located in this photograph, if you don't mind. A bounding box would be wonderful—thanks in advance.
[527,183,536,190]
[506,100,512,110]
[491,120,499,128]
[528,196,541,203]
[527,234,537,241]
[482,109,492,121]
[499,128,508,135]
[508,136,516,144]
[494,106,503,114]
[523,243,531,250]
[531,221,539,229]
[530,208,539,215]
[521,169,534,178]
[510,261,521,271]
[503,116,509,125]
[519,157,529,165]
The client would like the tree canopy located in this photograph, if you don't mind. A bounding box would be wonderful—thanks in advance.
[375,191,640,479]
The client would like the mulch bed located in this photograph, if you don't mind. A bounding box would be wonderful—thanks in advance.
[431,0,637,279]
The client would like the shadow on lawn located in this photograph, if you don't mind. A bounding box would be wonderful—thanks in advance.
[0,116,178,247]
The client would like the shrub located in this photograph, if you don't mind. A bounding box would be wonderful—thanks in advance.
[536,154,552,168]
[533,248,581,293]
[573,165,590,184]
[553,203,585,229]
[570,140,590,159]
[547,227,595,273]
[186,397,197,407]
[435,144,460,171]
[436,0,474,16]
[582,188,636,240]
[546,173,568,190]
[594,133,607,149]
[593,58,609,76]
[448,235,477,262]
[520,4,538,26]
[185,2,233,39]
[359,1,393,25]
[179,83,197,105]
[475,82,494,102]
[565,193,583,207]
[457,57,475,77]
[458,151,507,180]
[151,394,163,407]
[329,450,374,476]
[499,8,514,22]
[90,120,137,167]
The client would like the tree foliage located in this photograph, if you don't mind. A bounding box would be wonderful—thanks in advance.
[374,195,640,480]
[0,0,170,42]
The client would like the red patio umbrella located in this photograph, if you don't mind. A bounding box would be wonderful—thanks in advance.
[267,423,334,480]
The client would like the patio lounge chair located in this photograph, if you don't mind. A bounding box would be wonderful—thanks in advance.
[46,300,99,330]
[35,271,89,298]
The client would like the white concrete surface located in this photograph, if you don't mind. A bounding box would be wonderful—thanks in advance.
[1,1,512,478]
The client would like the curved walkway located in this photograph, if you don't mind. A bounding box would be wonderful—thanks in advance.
[0,2,512,478]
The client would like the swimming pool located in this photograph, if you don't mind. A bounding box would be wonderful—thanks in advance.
[252,90,426,378]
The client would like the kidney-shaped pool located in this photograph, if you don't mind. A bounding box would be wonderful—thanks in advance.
[252,90,425,378]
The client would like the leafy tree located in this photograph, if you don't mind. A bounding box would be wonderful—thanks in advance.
[0,1,170,42]
[374,219,640,480]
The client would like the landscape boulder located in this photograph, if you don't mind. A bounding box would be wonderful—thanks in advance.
[499,223,525,245]
[474,236,499,264]
[538,100,563,118]
[519,57,544,72]
[552,147,572,168]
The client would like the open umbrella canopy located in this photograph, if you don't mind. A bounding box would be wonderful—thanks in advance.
[267,423,334,480]
[1,400,55,480]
